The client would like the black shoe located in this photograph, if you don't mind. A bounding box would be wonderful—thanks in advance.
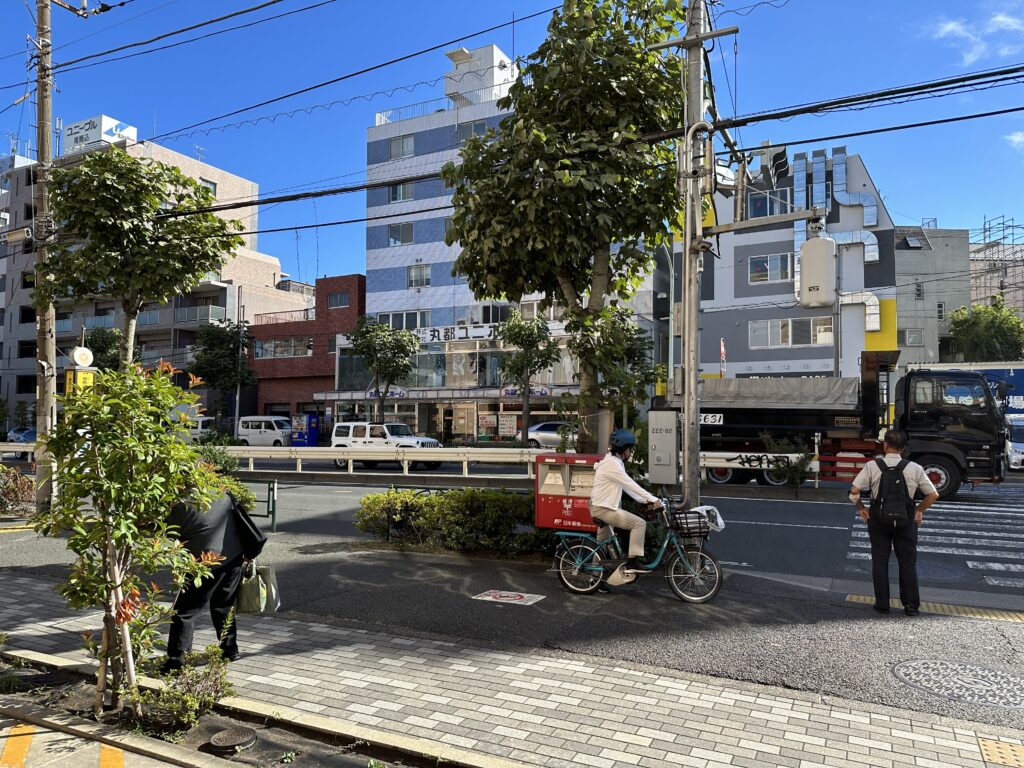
[904,607,920,617]
[159,659,182,675]
[872,605,890,614]
[624,558,643,572]
[597,583,612,594]
[222,650,240,662]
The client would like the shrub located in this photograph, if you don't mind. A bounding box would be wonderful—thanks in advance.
[194,443,239,474]
[0,466,34,516]
[218,477,256,513]
[130,645,234,734]
[353,489,432,542]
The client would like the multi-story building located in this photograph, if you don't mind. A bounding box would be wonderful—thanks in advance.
[894,225,970,365]
[970,241,1024,319]
[0,116,309,419]
[699,146,901,379]
[250,274,364,422]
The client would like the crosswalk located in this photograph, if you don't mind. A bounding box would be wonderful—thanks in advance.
[846,487,1024,590]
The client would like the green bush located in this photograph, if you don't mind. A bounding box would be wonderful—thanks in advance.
[218,477,256,513]
[194,443,239,474]
[0,466,34,516]
[356,488,546,555]
[130,645,234,734]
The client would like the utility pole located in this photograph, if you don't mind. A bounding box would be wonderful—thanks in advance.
[34,0,57,515]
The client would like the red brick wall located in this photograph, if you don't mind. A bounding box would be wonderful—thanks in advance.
[251,274,364,414]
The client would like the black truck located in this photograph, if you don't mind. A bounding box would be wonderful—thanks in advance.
[699,351,1006,499]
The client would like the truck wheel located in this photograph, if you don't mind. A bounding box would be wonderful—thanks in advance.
[918,455,960,499]
[756,469,788,487]
[706,468,734,484]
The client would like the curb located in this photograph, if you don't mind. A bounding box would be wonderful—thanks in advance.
[0,696,237,768]
[0,648,524,768]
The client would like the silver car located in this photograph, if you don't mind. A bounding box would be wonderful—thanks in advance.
[527,421,575,449]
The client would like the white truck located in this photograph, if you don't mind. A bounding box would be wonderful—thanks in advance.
[330,421,443,470]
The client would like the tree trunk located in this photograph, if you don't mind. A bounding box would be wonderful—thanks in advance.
[94,538,113,716]
[120,309,138,366]
[378,379,389,423]
[576,366,603,454]
[520,379,531,447]
[109,543,142,718]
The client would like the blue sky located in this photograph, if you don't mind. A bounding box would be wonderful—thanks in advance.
[1,0,1022,281]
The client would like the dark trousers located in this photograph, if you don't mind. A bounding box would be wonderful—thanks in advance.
[867,520,920,609]
[166,553,245,666]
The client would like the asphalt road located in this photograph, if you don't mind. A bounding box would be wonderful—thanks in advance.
[3,481,1023,731]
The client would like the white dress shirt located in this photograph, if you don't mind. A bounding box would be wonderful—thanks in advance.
[590,454,659,510]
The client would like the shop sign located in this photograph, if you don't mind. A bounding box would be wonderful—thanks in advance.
[415,324,495,343]
[478,413,497,429]
[498,414,518,437]
[502,386,550,398]
[366,386,408,399]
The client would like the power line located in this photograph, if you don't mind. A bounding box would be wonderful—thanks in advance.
[712,0,792,17]
[53,0,289,69]
[53,0,340,75]
[148,5,559,142]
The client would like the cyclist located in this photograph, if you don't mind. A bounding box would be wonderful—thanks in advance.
[590,429,663,573]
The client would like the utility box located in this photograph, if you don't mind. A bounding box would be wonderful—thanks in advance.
[534,453,604,531]
[648,408,680,486]
[291,413,320,447]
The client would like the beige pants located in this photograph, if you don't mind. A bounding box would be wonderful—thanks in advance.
[591,505,646,557]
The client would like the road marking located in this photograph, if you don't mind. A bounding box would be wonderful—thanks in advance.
[847,552,871,560]
[849,541,1024,560]
[100,743,124,768]
[850,531,1023,548]
[931,505,1024,517]
[0,722,33,768]
[726,520,849,530]
[968,561,1024,572]
[984,576,1024,588]
[0,525,34,534]
[911,524,1024,538]
[720,561,753,568]
[846,594,1024,623]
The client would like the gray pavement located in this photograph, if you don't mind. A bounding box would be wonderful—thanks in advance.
[0,716,175,767]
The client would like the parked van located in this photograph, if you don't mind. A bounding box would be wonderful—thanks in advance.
[237,416,292,446]
[185,416,215,443]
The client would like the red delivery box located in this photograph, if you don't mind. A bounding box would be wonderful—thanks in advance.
[534,453,605,532]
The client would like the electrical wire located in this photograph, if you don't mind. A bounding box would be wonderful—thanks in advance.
[53,0,340,75]
[712,0,792,18]
[147,4,559,142]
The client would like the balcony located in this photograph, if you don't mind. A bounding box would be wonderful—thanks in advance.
[137,309,164,326]
[55,317,72,333]
[374,76,526,126]
[253,307,316,325]
[175,305,226,324]
[140,345,196,366]
[84,315,114,330]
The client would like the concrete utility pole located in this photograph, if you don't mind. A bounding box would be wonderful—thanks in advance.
[34,0,57,515]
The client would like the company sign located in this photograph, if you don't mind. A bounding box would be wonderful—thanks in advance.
[366,386,408,399]
[64,115,137,156]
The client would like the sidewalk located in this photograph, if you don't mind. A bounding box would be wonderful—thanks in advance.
[2,572,1023,768]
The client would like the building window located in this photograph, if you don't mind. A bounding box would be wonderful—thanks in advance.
[748,317,833,349]
[198,178,217,197]
[388,222,414,246]
[901,329,925,347]
[16,375,34,395]
[376,310,429,330]
[327,337,337,354]
[20,271,34,289]
[253,337,314,359]
[389,134,414,160]
[23,203,34,223]
[937,302,945,320]
[328,291,349,308]
[18,305,35,324]
[481,304,511,324]
[443,217,453,237]
[456,120,488,144]
[914,282,924,300]
[389,182,414,202]
[749,253,792,284]
[17,340,35,358]
[408,264,430,288]
[747,189,791,218]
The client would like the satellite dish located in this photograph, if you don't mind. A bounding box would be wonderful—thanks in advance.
[71,346,94,367]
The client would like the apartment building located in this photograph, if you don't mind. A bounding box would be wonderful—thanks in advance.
[250,274,364,421]
[0,115,309,417]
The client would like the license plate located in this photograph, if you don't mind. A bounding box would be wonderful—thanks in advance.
[699,413,724,425]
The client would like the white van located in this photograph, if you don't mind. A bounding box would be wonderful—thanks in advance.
[237,416,292,447]
[185,416,215,443]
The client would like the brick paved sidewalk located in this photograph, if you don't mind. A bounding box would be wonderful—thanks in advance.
[2,573,1022,768]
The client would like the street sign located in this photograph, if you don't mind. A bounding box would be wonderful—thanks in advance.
[472,590,546,606]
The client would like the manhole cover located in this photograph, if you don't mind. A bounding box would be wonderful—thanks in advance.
[892,660,1024,708]
[917,562,966,581]
[209,726,257,755]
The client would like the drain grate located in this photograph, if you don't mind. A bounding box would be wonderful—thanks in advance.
[979,738,1024,768]
[892,660,1024,709]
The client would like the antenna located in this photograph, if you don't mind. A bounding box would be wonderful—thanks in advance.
[193,144,206,161]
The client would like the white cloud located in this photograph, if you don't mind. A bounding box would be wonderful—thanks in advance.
[989,12,1024,32]
[933,19,989,65]
[1006,132,1024,152]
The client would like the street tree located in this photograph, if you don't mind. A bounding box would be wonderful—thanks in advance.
[35,364,221,716]
[349,317,419,421]
[190,320,255,419]
[442,0,685,451]
[85,327,127,371]
[949,295,1024,362]
[40,147,243,364]
[495,308,561,445]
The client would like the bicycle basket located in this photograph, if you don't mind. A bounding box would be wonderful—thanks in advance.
[669,509,711,537]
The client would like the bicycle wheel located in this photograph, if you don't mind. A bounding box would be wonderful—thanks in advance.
[556,541,605,595]
[665,547,722,604]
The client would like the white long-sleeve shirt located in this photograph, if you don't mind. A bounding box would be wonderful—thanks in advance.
[590,454,659,510]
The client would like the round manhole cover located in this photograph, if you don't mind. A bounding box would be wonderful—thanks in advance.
[209,727,257,755]
[892,660,1024,708]
[916,562,966,581]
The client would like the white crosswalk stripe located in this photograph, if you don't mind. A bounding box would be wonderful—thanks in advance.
[846,487,1024,591]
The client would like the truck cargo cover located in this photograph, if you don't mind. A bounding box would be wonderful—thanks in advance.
[701,377,861,411]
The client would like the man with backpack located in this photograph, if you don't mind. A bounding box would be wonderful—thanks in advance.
[849,430,939,616]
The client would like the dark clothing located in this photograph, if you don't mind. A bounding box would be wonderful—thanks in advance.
[867,519,920,610]
[166,552,245,667]
[168,495,243,561]
[165,494,247,668]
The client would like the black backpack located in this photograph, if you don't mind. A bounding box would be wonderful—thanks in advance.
[869,459,914,529]
[227,492,268,560]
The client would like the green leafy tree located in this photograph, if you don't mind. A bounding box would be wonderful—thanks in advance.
[495,308,560,445]
[948,295,1024,362]
[348,317,419,421]
[40,147,243,364]
[190,320,254,418]
[442,0,685,451]
[34,364,222,716]
[85,327,127,371]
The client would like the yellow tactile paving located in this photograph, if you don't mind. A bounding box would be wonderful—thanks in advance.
[846,594,1024,623]
[0,722,34,768]
[980,737,1024,768]
[98,744,123,768]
